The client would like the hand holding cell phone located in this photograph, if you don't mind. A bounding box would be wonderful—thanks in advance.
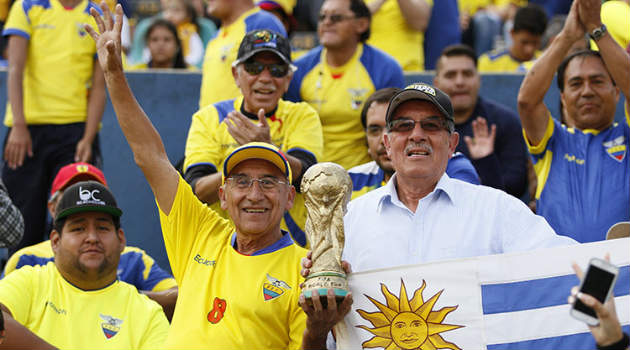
[569,257,625,346]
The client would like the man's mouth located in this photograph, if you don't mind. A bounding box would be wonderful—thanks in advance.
[243,208,267,213]
[254,88,275,95]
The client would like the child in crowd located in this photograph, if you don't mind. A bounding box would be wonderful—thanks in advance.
[129,19,191,70]
[163,0,204,67]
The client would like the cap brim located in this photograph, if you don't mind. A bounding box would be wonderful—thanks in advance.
[387,90,451,124]
[234,47,292,66]
[53,172,106,195]
[223,144,291,183]
[56,205,123,221]
[606,221,630,240]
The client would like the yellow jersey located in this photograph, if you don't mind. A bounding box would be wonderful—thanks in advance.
[3,240,177,292]
[198,7,285,108]
[3,0,99,126]
[478,48,540,73]
[184,97,323,247]
[366,0,433,71]
[0,262,169,349]
[286,43,405,169]
[158,177,307,349]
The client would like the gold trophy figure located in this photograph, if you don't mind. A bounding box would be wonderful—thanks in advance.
[301,162,352,307]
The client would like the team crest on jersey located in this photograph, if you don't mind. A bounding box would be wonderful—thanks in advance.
[220,43,235,62]
[76,23,88,37]
[99,314,123,339]
[263,273,291,301]
[348,88,368,110]
[603,136,626,162]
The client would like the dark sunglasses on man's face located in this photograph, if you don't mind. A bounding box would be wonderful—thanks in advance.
[243,60,290,78]
[317,13,355,24]
[388,117,449,133]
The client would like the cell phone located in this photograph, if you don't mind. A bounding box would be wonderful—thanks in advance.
[570,257,619,326]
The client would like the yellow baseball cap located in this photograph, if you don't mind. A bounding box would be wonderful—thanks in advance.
[222,142,292,184]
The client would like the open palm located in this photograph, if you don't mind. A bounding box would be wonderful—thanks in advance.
[85,2,123,73]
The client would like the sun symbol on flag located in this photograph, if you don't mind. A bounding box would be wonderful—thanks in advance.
[356,279,463,350]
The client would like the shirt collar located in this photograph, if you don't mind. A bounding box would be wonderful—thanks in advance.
[376,173,456,213]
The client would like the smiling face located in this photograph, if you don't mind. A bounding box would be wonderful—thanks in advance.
[317,0,366,50]
[219,159,295,238]
[434,55,480,122]
[561,55,619,130]
[365,101,393,174]
[51,212,124,282]
[383,100,459,186]
[233,51,293,114]
[390,312,428,349]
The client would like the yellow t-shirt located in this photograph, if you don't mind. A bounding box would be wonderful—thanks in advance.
[478,49,540,72]
[3,241,177,292]
[590,1,630,51]
[158,177,307,349]
[286,44,405,169]
[3,0,99,126]
[198,7,285,108]
[184,97,323,247]
[366,0,432,71]
[0,262,169,349]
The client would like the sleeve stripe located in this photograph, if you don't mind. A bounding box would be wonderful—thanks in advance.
[3,28,30,39]
[286,147,317,162]
[184,162,217,174]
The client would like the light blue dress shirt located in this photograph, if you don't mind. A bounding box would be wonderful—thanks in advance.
[343,173,577,273]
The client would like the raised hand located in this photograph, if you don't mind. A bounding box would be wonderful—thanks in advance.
[84,2,123,73]
[561,0,586,44]
[463,116,496,159]
[577,0,603,32]
[226,108,272,145]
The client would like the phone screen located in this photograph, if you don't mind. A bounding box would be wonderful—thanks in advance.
[573,265,616,318]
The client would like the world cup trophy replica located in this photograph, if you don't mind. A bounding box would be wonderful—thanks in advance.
[301,162,353,307]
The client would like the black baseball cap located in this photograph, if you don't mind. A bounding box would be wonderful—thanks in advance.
[233,29,292,66]
[385,83,454,126]
[55,181,123,222]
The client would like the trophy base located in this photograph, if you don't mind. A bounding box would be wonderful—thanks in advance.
[302,288,348,309]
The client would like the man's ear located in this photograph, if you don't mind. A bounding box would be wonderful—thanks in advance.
[449,131,460,153]
[219,185,228,211]
[383,132,392,157]
[50,230,61,255]
[232,65,240,88]
[354,17,369,38]
[117,228,126,253]
[285,185,296,211]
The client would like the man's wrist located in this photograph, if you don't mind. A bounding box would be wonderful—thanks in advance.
[597,332,629,350]
[587,23,606,39]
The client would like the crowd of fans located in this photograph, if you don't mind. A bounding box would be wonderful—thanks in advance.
[0,0,627,348]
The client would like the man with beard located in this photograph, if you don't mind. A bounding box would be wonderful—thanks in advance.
[0,181,169,348]
[348,87,479,200]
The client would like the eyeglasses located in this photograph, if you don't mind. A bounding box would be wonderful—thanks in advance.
[366,125,385,137]
[226,175,289,191]
[243,60,291,78]
[387,117,450,133]
[317,13,355,24]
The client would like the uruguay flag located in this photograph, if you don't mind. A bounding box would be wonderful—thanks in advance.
[335,238,629,349]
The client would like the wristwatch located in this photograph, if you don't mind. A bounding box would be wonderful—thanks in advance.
[589,24,607,42]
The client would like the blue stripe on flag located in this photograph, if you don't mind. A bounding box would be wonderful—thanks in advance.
[487,325,630,350]
[482,266,630,315]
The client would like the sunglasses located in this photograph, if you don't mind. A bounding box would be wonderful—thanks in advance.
[317,13,355,24]
[388,117,450,133]
[243,60,291,78]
